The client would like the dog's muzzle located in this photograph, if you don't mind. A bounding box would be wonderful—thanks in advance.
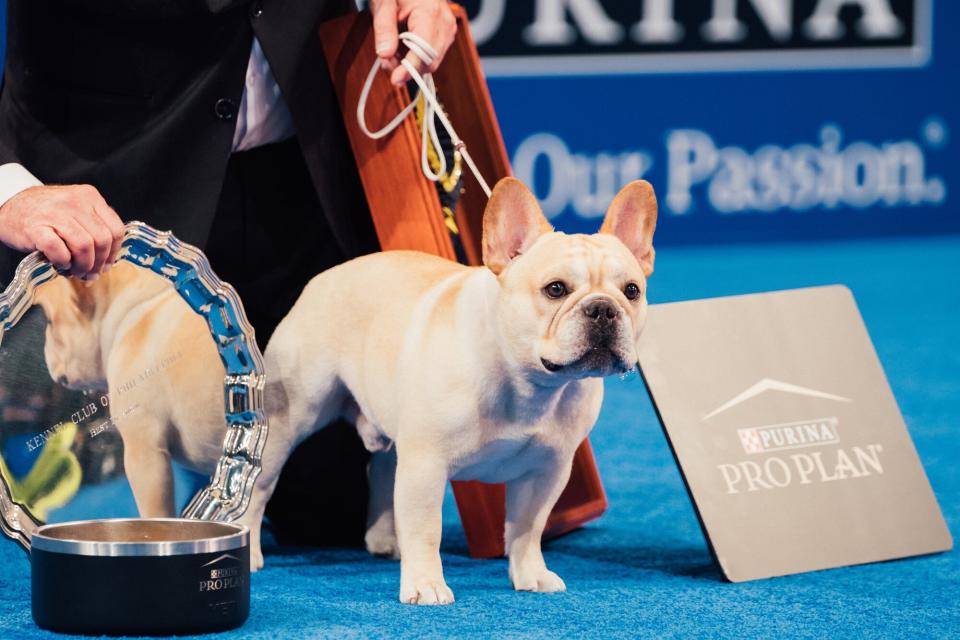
[541,297,633,375]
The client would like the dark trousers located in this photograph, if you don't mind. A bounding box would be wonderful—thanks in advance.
[204,138,345,344]
[204,138,371,546]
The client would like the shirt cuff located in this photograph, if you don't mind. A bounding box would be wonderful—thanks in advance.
[0,163,43,208]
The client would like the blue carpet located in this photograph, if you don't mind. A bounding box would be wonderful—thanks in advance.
[1,237,957,638]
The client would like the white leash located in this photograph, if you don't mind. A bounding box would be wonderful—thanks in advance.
[357,31,492,198]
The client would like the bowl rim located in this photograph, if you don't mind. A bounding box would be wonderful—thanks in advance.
[31,518,249,557]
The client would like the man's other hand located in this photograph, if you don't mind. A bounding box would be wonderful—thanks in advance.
[370,0,457,86]
[0,185,124,279]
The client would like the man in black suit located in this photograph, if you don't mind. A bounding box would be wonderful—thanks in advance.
[0,0,456,545]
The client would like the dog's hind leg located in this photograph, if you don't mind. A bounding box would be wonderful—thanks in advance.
[235,428,294,572]
[233,377,305,572]
[236,353,349,571]
[365,447,399,559]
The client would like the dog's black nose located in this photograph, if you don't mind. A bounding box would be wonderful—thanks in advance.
[583,300,618,323]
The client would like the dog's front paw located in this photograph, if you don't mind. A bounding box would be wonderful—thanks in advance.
[365,526,400,559]
[399,579,455,605]
[512,568,566,593]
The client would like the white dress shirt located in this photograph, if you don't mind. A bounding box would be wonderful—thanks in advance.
[232,37,295,152]
[0,37,295,207]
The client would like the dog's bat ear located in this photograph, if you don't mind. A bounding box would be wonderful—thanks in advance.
[482,177,553,275]
[600,180,658,277]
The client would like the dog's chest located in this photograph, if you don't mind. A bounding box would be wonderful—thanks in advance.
[450,426,557,483]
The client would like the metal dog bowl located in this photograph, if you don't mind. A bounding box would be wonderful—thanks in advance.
[31,518,249,636]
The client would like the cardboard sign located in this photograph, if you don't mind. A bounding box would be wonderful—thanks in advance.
[637,285,952,582]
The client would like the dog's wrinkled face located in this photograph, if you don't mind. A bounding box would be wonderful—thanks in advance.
[483,178,657,380]
[504,233,648,377]
[35,277,107,391]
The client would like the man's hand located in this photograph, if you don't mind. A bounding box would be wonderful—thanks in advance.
[0,185,124,279]
[371,0,457,86]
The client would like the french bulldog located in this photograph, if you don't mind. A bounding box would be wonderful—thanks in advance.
[261,177,658,604]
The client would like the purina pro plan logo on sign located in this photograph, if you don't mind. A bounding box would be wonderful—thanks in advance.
[737,417,841,456]
[636,286,951,582]
[708,382,884,493]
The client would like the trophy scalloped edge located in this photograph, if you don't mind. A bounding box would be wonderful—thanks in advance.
[0,221,268,552]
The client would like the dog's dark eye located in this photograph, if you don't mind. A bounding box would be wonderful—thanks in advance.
[624,282,641,300]
[543,281,568,299]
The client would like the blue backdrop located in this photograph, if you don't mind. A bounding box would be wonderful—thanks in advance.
[1,1,956,245]
[474,0,958,245]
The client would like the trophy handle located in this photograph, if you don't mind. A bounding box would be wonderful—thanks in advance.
[0,449,43,551]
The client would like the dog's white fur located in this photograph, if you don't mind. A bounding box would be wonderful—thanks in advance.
[263,178,657,603]
[36,178,657,605]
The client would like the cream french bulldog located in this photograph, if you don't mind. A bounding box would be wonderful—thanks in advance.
[262,177,658,604]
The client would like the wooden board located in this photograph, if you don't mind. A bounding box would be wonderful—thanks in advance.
[319,5,607,558]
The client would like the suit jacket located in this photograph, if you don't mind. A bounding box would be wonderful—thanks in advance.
[0,0,379,278]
